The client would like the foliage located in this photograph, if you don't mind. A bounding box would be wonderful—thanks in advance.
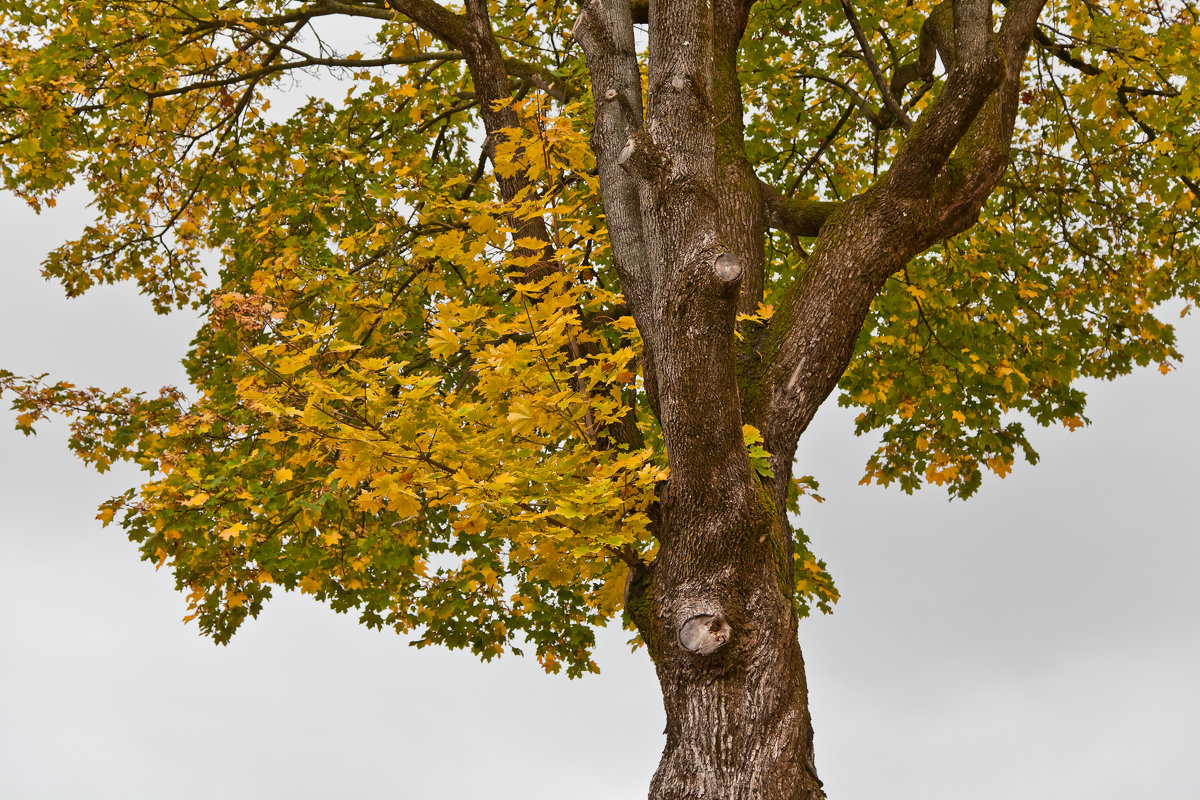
[2,0,1197,675]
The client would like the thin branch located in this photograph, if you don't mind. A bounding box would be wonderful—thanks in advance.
[787,103,853,196]
[137,52,461,101]
[797,70,883,126]
[415,98,480,133]
[840,0,912,130]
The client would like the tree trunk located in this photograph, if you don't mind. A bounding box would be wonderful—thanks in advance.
[572,0,1041,795]
[651,632,823,800]
[631,493,826,800]
[577,0,827,793]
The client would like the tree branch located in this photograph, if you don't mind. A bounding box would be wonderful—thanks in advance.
[712,0,769,313]
[840,0,912,131]
[383,0,464,47]
[887,4,946,108]
[573,0,657,411]
[798,70,884,126]
[745,0,1050,492]
[381,0,575,99]
[886,0,1006,200]
[759,181,839,238]
[138,52,459,101]
[788,103,854,194]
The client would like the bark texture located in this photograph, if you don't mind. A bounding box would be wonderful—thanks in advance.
[390,0,1049,795]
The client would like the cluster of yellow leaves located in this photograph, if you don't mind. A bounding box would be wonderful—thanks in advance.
[126,90,663,675]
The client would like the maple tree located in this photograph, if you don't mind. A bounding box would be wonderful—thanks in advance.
[2,0,1197,795]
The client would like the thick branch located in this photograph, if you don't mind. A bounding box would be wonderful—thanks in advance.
[636,0,750,498]
[573,0,655,353]
[748,0,1049,492]
[383,0,464,46]
[954,0,995,65]
[917,0,1048,242]
[886,0,1005,199]
[382,0,575,99]
[998,0,1053,61]
[759,181,839,238]
[314,0,399,22]
[709,0,766,313]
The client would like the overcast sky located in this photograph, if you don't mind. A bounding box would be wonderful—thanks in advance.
[2,181,1198,797]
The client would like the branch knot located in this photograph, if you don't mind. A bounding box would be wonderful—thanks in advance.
[616,131,671,184]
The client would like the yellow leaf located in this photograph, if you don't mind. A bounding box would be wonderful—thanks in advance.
[507,402,533,430]
[277,354,307,374]
[354,491,385,514]
[387,491,421,518]
[513,236,547,252]
[469,215,498,235]
[218,522,247,541]
[741,424,765,445]
[298,575,322,594]
[183,492,210,507]
[428,325,459,358]
[274,467,294,482]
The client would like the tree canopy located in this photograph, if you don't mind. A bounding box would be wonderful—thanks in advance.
[2,0,1197,687]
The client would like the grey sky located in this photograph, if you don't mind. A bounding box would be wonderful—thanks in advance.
[2,184,1198,799]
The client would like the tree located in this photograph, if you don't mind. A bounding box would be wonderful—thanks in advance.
[1,0,1196,796]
